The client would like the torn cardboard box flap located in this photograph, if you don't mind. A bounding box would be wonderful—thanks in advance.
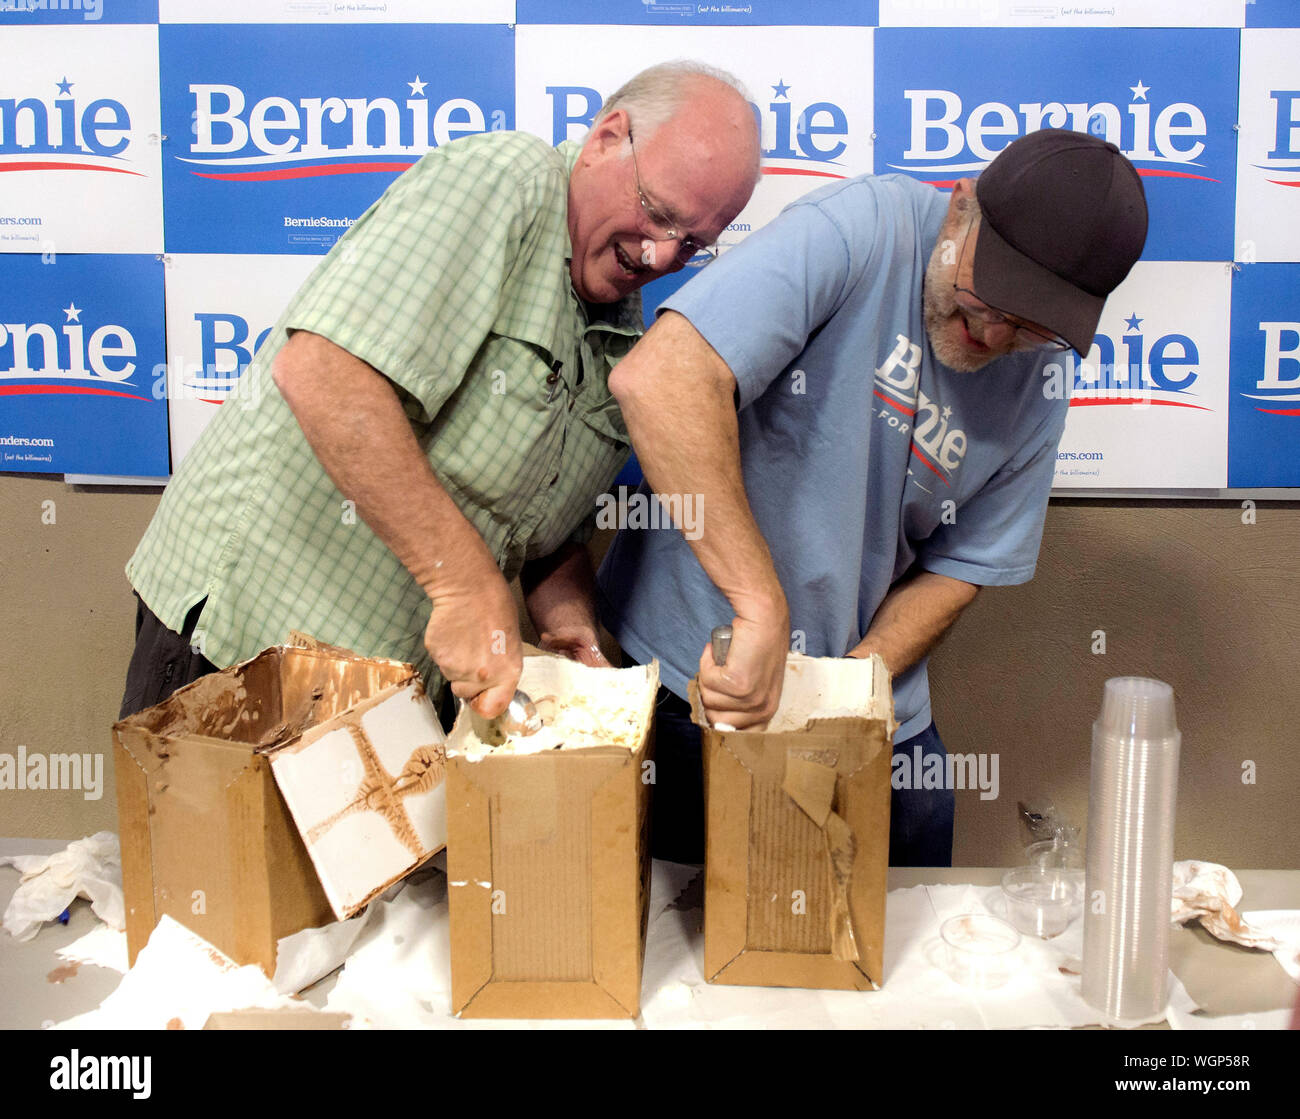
[268,657,447,922]
[691,653,895,991]
[446,654,658,1019]
[113,638,447,974]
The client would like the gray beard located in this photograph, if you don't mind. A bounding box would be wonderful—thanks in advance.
[922,251,993,374]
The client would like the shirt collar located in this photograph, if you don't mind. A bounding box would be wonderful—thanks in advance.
[558,138,582,267]
[559,137,583,177]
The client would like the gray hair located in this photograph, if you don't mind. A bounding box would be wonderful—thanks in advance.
[595,60,754,143]
[938,189,981,242]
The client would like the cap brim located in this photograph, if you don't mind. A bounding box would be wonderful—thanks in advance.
[972,219,1103,358]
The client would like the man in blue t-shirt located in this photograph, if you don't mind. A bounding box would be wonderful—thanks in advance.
[598,128,1148,864]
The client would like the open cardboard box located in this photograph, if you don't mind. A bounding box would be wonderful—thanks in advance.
[691,653,895,990]
[112,637,447,975]
[445,652,657,1019]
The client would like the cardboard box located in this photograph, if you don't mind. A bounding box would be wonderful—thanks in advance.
[446,654,657,1019]
[692,653,895,990]
[113,639,446,974]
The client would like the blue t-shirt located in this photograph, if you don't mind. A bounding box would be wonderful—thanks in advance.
[598,173,1069,741]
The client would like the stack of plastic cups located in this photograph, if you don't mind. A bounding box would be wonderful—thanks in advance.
[1081,676,1181,1021]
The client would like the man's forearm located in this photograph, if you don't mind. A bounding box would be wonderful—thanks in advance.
[272,330,492,594]
[608,310,787,727]
[520,540,609,667]
[272,330,523,713]
[848,571,979,676]
[608,311,785,621]
[521,540,599,636]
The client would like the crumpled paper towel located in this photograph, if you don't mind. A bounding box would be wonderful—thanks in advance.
[52,915,307,1030]
[52,908,376,996]
[271,903,377,995]
[1167,1002,1293,1030]
[57,924,130,974]
[1171,860,1289,951]
[1240,911,1300,983]
[1,832,123,941]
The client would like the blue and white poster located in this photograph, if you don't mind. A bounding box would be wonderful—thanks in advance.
[516,1,878,25]
[878,0,1243,27]
[1246,0,1300,27]
[159,22,514,254]
[0,0,157,23]
[163,251,319,468]
[1235,29,1300,263]
[0,253,167,475]
[0,23,163,254]
[873,28,1239,261]
[0,13,1292,488]
[158,0,510,22]
[1229,262,1300,488]
[1054,262,1231,490]
[516,23,873,258]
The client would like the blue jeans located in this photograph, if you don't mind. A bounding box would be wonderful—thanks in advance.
[885,719,956,867]
[650,687,955,867]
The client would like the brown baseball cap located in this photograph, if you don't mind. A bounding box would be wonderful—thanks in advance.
[972,128,1148,357]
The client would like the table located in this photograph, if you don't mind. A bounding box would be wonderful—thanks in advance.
[2,838,1295,1030]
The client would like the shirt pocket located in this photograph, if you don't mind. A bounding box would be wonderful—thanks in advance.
[420,334,569,516]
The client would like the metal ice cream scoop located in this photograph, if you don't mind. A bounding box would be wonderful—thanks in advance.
[708,625,738,733]
[465,689,542,746]
[711,624,733,667]
[501,690,542,735]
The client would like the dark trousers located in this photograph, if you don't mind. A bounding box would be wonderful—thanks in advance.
[650,687,956,867]
[118,594,219,720]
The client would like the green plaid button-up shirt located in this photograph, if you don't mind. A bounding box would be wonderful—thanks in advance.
[127,132,643,692]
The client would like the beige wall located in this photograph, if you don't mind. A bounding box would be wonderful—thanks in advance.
[932,500,1300,870]
[2,476,1297,870]
[1,475,160,840]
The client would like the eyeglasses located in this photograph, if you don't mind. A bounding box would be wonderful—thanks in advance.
[628,127,717,265]
[953,217,1071,352]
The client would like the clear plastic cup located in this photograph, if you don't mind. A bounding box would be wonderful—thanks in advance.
[1083,675,1180,1020]
[1025,837,1085,871]
[1096,676,1177,741]
[940,914,1021,989]
[1001,866,1085,939]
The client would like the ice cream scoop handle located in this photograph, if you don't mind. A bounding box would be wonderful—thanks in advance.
[710,625,733,668]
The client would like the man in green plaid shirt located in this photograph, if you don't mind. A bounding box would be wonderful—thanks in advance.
[120,62,760,721]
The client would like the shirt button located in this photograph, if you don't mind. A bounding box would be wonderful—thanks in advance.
[545,371,560,386]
